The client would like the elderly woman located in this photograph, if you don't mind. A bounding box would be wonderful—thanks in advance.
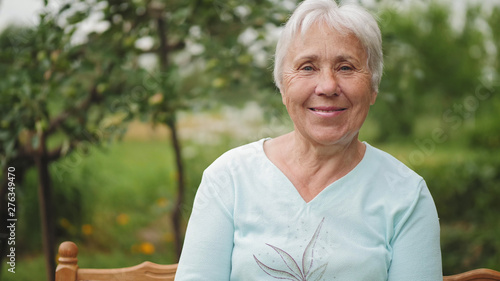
[175,0,442,280]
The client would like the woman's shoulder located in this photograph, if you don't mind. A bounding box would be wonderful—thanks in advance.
[365,143,422,178]
[204,138,268,174]
[361,144,433,225]
[363,142,426,194]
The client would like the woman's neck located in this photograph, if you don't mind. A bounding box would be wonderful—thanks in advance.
[264,131,366,202]
[285,131,365,172]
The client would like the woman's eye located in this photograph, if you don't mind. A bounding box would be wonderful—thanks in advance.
[301,65,314,71]
[340,65,353,71]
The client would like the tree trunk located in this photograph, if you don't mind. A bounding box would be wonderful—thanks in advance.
[167,118,185,261]
[156,12,185,261]
[34,133,56,281]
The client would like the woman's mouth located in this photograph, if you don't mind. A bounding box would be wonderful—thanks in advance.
[308,106,347,118]
[309,107,347,112]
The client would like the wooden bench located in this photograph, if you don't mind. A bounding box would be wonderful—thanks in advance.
[55,241,177,281]
[444,268,500,281]
[56,241,500,280]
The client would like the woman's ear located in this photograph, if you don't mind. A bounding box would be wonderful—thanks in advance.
[281,89,287,106]
[370,90,378,105]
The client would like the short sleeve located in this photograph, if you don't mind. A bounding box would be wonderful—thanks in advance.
[175,170,235,281]
[387,180,442,280]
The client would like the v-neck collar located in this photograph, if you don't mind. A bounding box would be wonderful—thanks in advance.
[257,138,371,205]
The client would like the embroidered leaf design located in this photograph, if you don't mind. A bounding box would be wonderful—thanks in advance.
[253,218,327,281]
[307,262,328,281]
[254,255,301,281]
[266,243,304,280]
[302,218,325,276]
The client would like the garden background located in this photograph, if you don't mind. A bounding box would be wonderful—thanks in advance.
[0,0,499,280]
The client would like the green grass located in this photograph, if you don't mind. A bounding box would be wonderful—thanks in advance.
[2,139,219,281]
[1,254,46,281]
[52,140,183,248]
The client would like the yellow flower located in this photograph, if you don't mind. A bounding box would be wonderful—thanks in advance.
[139,242,155,255]
[81,224,93,236]
[156,197,168,208]
[116,213,130,226]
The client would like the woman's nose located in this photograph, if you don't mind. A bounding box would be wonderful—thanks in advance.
[315,69,338,97]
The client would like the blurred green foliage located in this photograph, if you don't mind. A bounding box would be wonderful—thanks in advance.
[372,2,499,144]
[1,0,500,280]
[420,155,500,272]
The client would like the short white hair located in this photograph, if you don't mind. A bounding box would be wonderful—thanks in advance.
[273,0,383,92]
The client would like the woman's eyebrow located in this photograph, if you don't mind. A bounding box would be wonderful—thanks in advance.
[294,54,360,64]
[336,54,358,62]
[294,54,320,63]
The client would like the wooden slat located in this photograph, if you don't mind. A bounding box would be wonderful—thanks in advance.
[77,262,177,281]
[444,268,500,281]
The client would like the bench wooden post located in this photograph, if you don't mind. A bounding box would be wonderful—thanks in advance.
[55,241,78,281]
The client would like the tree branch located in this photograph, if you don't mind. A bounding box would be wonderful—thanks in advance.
[46,85,100,136]
[135,42,186,55]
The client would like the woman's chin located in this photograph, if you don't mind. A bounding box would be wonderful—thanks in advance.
[296,131,359,148]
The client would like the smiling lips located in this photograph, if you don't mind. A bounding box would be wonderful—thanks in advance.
[309,106,347,116]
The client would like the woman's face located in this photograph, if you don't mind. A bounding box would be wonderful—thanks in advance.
[281,22,377,147]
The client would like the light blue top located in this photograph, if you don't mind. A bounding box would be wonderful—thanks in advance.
[175,139,442,280]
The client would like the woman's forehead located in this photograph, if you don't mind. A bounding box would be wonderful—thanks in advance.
[287,23,367,63]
